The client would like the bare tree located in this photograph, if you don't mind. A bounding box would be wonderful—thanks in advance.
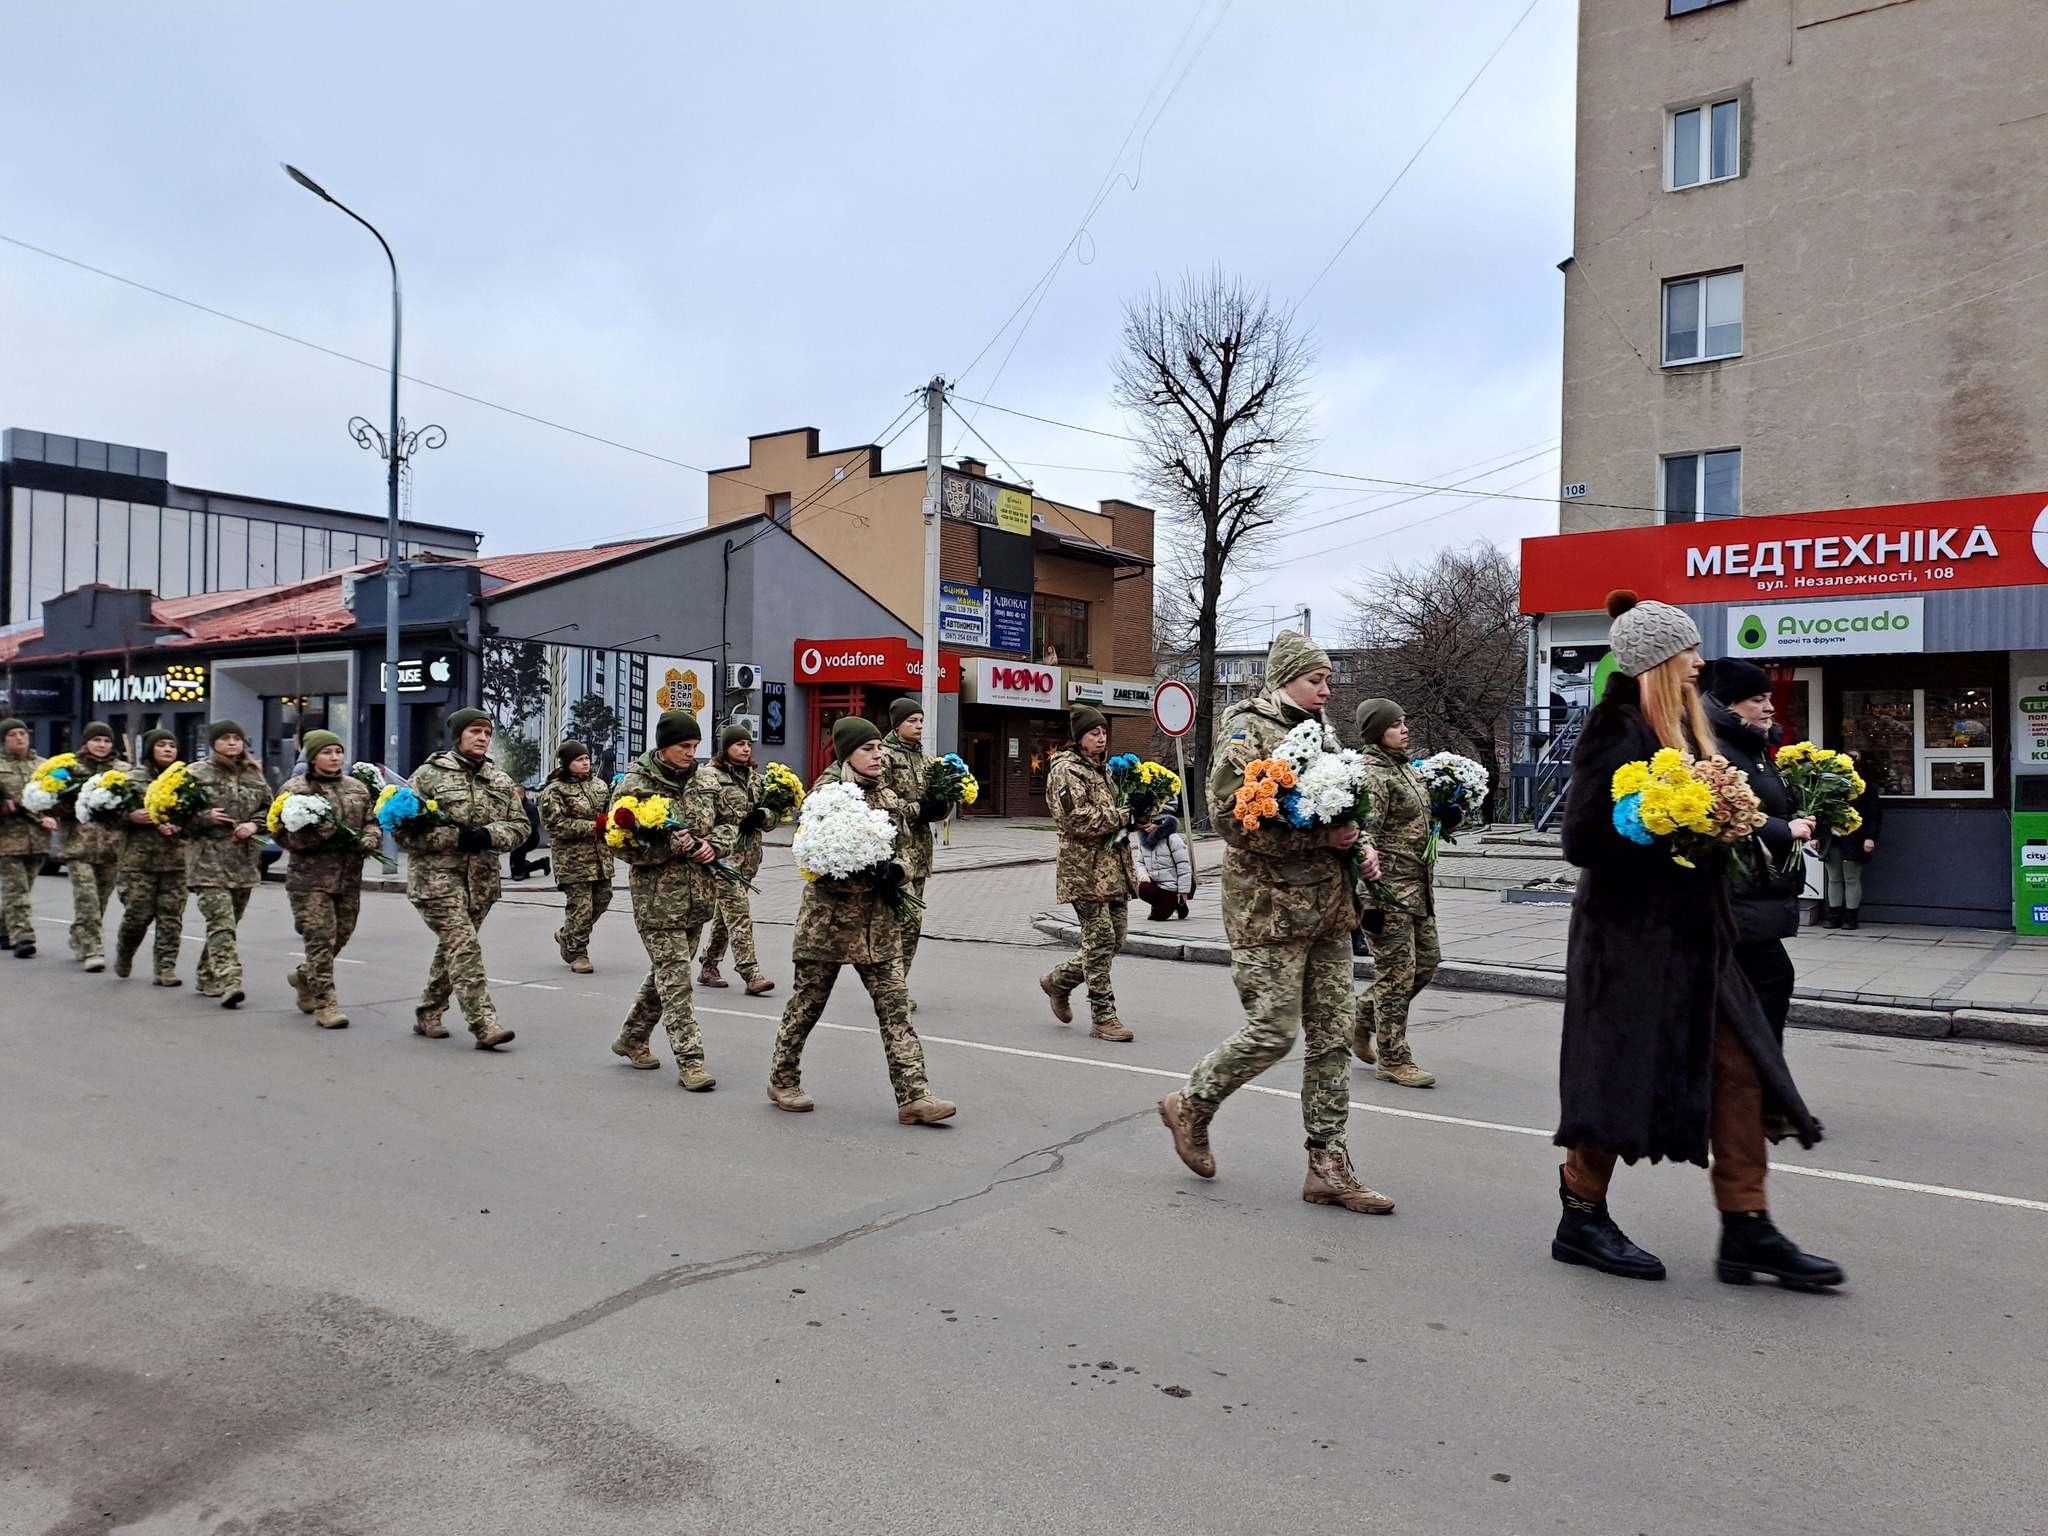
[1114,270,1314,826]
[1346,543,1529,808]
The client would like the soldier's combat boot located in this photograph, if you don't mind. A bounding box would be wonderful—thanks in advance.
[744,974,775,996]
[221,987,245,1010]
[1089,1017,1134,1043]
[678,1065,717,1091]
[315,1006,350,1030]
[1351,1005,1376,1065]
[153,973,181,987]
[1717,1211,1845,1290]
[1302,1146,1396,1214]
[611,1037,660,1069]
[1157,1091,1216,1179]
[287,967,316,1014]
[767,1082,815,1112]
[413,1009,450,1039]
[1040,973,1073,1024]
[897,1095,957,1125]
[82,953,106,973]
[113,944,136,979]
[553,928,570,963]
[570,956,594,975]
[697,964,728,988]
[1376,1061,1436,1089]
[14,939,35,958]
[1552,1173,1665,1281]
[474,1025,516,1050]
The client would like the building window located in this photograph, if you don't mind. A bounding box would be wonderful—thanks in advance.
[1034,594,1089,663]
[1663,270,1743,364]
[1668,98,1739,188]
[1840,686,1994,799]
[1669,0,1739,14]
[767,493,791,528]
[1660,449,1741,522]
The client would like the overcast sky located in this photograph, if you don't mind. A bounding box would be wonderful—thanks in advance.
[0,0,1574,649]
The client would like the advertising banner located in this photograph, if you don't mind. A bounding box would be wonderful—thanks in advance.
[939,581,991,646]
[792,638,959,691]
[990,589,1031,654]
[1724,597,1924,658]
[968,657,1061,709]
[941,470,1034,537]
[646,656,715,756]
[2016,675,2048,768]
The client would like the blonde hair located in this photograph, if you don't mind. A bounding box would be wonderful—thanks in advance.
[1637,652,1715,754]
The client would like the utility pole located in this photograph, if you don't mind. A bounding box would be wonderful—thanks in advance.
[920,377,945,740]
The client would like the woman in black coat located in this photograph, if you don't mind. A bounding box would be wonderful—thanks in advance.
[1702,658,1814,1044]
[1553,593,1841,1290]
[1820,758,1883,928]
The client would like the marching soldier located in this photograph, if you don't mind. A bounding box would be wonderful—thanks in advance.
[51,721,127,970]
[1039,706,1149,1042]
[1351,698,1441,1088]
[766,715,954,1124]
[539,739,614,975]
[697,723,777,996]
[186,720,274,1008]
[276,730,378,1029]
[1158,632,1396,1214]
[610,711,732,1089]
[116,728,188,986]
[878,698,949,1009]
[0,717,43,957]
[398,708,529,1049]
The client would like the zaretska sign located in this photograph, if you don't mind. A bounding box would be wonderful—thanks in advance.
[1519,491,2048,613]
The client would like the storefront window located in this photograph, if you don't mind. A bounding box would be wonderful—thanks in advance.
[1840,685,1994,799]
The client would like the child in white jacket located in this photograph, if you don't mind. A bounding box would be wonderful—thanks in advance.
[1135,813,1193,920]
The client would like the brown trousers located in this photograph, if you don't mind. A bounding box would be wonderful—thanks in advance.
[1563,1023,1769,1214]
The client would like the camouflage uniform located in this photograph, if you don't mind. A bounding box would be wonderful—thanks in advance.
[275,768,377,1014]
[118,760,189,979]
[0,748,46,948]
[769,762,932,1106]
[1183,693,1361,1149]
[697,757,771,981]
[612,751,733,1072]
[1043,746,1138,1025]
[185,754,274,995]
[538,770,614,962]
[57,748,129,959]
[397,750,529,1037]
[1355,744,1439,1067]
[878,733,946,980]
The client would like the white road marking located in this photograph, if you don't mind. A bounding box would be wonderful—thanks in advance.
[696,1005,2048,1214]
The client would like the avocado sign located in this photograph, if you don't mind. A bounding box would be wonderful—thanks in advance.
[1725,597,1924,657]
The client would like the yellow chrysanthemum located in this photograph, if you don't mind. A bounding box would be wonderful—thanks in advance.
[265,792,291,834]
[1611,761,1651,801]
[1839,807,1863,833]
[1648,747,1689,777]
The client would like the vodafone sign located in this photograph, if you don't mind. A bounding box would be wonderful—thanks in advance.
[968,657,1062,709]
[792,638,958,691]
[1520,490,2048,614]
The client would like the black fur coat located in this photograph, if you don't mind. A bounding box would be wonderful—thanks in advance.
[1555,676,1821,1166]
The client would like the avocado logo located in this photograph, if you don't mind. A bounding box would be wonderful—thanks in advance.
[1737,614,1768,651]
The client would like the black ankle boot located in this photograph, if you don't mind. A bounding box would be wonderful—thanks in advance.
[1552,1177,1665,1280]
[1717,1211,1845,1290]
[1843,908,1860,930]
[1821,905,1842,929]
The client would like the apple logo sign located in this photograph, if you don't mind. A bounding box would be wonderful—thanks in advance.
[2033,504,2048,569]
[428,657,453,683]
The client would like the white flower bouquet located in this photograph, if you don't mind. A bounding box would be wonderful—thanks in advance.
[1271,720,1371,827]
[791,780,921,910]
[266,791,396,870]
[1413,751,1489,860]
[75,769,143,826]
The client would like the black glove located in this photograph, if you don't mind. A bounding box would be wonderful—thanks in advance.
[878,862,908,890]
[456,826,492,853]
[919,796,949,823]
[738,808,768,835]
[1127,792,1156,825]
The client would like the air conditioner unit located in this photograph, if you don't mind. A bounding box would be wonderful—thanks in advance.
[726,714,761,739]
[726,662,762,691]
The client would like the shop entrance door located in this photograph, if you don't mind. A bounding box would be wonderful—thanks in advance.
[959,731,997,815]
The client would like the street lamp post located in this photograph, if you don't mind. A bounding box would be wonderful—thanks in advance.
[283,163,443,776]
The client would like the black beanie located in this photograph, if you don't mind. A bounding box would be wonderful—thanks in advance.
[718,723,753,753]
[1070,705,1107,741]
[655,710,701,750]
[557,739,590,767]
[1705,658,1773,706]
[889,697,923,729]
[833,715,881,761]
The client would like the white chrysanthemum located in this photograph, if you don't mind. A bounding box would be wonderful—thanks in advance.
[1415,752,1490,799]
[791,781,898,879]
[278,794,334,834]
[1272,719,1336,773]
[1294,748,1369,822]
[75,773,131,824]
[22,780,62,814]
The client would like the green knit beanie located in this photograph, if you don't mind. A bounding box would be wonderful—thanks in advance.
[1355,699,1404,747]
[655,710,701,750]
[1069,705,1107,741]
[142,728,176,753]
[300,729,343,759]
[0,718,26,738]
[718,722,753,752]
[1265,630,1332,690]
[208,718,247,745]
[446,707,490,738]
[558,739,590,767]
[889,697,923,729]
[82,720,114,744]
[833,715,881,761]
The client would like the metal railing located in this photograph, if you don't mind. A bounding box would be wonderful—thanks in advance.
[1505,703,1587,829]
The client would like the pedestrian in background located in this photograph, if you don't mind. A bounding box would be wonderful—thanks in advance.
[611,711,731,1091]
[1350,698,1441,1088]
[697,723,777,996]
[185,720,272,1009]
[1704,660,1812,1045]
[879,698,949,1010]
[1039,705,1147,1043]
[397,708,528,1049]
[1135,810,1192,920]
[540,739,614,974]
[508,783,550,882]
[276,729,377,1029]
[50,720,126,972]
[1553,593,1840,1290]
[115,728,187,986]
[1158,631,1396,1215]
[1821,751,1882,930]
[0,717,42,957]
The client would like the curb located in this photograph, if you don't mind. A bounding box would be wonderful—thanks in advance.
[1029,914,2048,1048]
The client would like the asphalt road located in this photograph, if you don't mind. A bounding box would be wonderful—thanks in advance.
[3,878,2045,1535]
